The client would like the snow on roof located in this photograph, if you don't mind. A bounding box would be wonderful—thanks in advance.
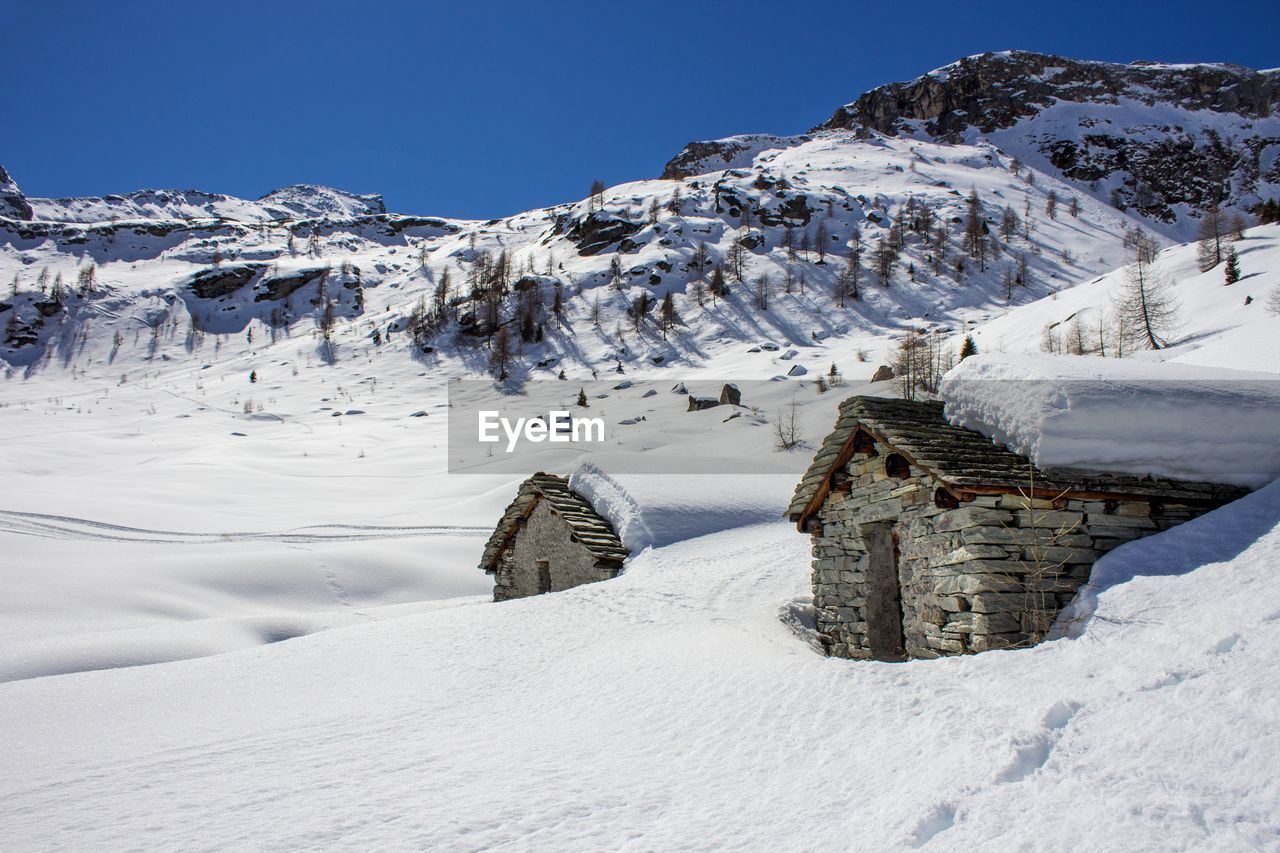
[939,354,1280,489]
[479,472,628,572]
[569,461,792,554]
[788,392,1252,527]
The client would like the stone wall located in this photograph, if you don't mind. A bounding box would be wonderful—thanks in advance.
[492,499,620,601]
[811,434,1228,659]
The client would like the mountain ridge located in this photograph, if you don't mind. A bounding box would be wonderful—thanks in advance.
[664,50,1280,239]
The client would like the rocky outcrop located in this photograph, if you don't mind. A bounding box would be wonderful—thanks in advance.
[756,194,812,228]
[687,396,720,412]
[186,264,264,299]
[817,51,1278,138]
[564,211,643,256]
[0,165,33,221]
[254,267,331,302]
[661,134,807,180]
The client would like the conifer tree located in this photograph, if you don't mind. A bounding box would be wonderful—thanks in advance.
[873,237,894,285]
[710,265,727,303]
[490,325,512,380]
[1197,203,1224,271]
[963,189,983,257]
[659,291,675,338]
[1224,246,1241,284]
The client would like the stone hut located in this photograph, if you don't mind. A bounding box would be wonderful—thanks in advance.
[789,396,1248,661]
[479,472,629,601]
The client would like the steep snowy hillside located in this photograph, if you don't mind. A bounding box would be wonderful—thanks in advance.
[671,51,1280,240]
[0,131,1145,380]
[961,222,1280,369]
[822,51,1280,240]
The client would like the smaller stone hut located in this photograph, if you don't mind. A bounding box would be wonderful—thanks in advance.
[480,472,629,601]
[789,397,1248,661]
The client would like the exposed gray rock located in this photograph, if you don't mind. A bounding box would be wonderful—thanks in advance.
[0,165,33,221]
[661,134,810,180]
[564,211,643,256]
[255,267,330,302]
[186,264,264,299]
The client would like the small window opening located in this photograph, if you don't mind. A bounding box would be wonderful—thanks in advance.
[885,453,910,480]
[934,487,959,509]
[536,560,552,594]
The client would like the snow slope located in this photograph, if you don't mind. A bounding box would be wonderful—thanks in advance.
[960,223,1280,370]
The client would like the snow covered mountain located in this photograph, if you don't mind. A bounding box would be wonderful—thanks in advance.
[0,128,1144,375]
[21,183,386,225]
[0,164,385,226]
[669,51,1280,240]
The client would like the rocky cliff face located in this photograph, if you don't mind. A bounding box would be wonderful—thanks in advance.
[661,134,808,180]
[0,165,33,221]
[818,51,1278,137]
[822,52,1280,235]
[664,51,1280,238]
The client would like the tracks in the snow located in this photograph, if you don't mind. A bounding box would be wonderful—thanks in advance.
[0,509,490,545]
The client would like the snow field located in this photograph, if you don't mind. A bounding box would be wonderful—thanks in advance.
[2,483,1279,849]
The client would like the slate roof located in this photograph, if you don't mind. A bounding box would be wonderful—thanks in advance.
[480,472,629,572]
[788,396,1248,526]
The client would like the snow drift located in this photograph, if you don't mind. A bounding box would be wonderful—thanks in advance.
[939,354,1280,488]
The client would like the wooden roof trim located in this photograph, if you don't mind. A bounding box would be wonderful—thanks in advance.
[793,426,880,530]
[484,492,546,572]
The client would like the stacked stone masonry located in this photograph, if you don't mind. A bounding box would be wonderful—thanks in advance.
[479,472,628,602]
[793,397,1248,660]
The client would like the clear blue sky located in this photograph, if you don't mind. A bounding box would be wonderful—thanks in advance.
[5,0,1277,219]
